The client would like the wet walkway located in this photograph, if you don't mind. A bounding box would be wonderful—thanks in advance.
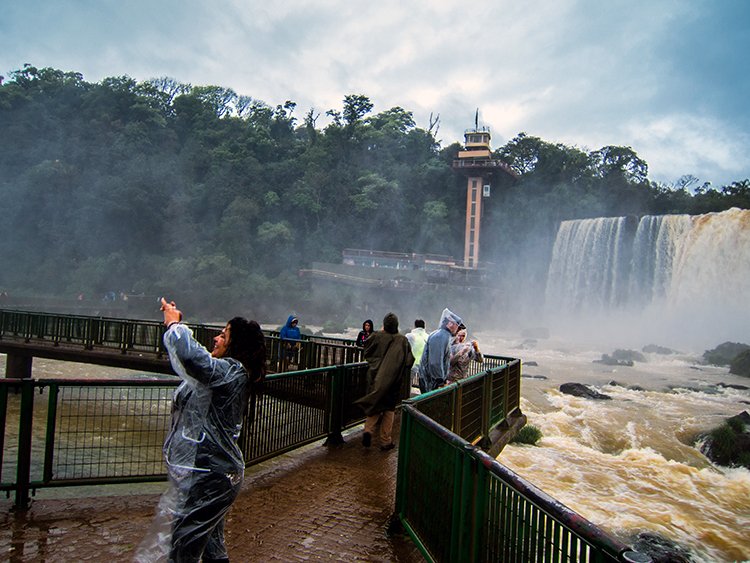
[0,417,424,562]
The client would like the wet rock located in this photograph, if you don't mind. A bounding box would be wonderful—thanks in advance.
[729,350,750,377]
[608,380,643,391]
[718,382,750,391]
[594,354,633,367]
[559,382,612,400]
[631,532,693,563]
[523,361,539,367]
[522,374,548,380]
[611,349,647,363]
[731,411,750,426]
[642,344,678,355]
[668,384,716,394]
[703,341,750,366]
[699,410,750,469]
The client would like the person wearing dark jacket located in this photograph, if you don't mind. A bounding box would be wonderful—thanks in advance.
[355,319,374,347]
[136,298,266,563]
[354,312,414,451]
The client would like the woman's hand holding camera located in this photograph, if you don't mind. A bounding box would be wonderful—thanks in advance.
[160,297,183,328]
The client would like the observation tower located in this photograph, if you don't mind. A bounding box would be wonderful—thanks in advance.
[452,120,516,268]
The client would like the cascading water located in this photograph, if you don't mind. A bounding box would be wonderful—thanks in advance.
[544,208,750,349]
[628,214,692,306]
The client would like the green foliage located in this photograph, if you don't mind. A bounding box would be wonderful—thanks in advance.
[727,416,747,433]
[342,94,373,125]
[703,342,750,366]
[730,350,750,377]
[510,424,543,445]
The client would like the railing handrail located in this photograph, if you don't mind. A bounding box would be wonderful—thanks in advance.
[0,309,365,375]
[0,360,371,506]
[396,365,645,563]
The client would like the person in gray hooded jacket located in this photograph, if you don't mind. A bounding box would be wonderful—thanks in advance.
[417,308,463,393]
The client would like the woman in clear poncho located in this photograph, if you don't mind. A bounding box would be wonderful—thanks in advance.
[447,326,483,383]
[136,298,266,563]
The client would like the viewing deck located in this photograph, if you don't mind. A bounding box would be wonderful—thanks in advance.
[0,418,422,562]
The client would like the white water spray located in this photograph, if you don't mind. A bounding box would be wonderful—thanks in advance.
[543,208,750,350]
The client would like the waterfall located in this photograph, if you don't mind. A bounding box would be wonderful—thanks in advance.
[544,208,750,348]
[545,216,634,312]
[628,214,692,305]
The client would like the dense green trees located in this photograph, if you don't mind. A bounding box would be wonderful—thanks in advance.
[0,65,747,320]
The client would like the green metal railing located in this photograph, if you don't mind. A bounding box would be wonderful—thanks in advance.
[0,309,364,374]
[0,309,170,354]
[395,365,646,563]
[0,361,369,508]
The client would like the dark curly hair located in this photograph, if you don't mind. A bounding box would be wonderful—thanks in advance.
[227,317,267,384]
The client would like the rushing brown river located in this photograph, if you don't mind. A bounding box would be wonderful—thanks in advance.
[479,331,750,563]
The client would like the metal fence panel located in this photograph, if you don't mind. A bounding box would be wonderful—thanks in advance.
[242,369,331,463]
[49,383,174,481]
[401,417,457,562]
[398,384,632,563]
[0,359,370,505]
[456,378,484,441]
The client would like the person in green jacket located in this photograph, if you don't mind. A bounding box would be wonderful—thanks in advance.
[406,319,429,389]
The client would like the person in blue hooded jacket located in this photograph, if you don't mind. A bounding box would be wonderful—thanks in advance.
[279,314,301,364]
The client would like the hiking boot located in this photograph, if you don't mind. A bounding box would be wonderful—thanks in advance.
[362,432,372,447]
[380,443,395,451]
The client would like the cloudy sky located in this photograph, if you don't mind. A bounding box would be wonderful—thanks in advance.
[3,0,749,187]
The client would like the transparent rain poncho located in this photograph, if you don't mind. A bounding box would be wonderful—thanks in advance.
[135,323,250,563]
[448,328,483,382]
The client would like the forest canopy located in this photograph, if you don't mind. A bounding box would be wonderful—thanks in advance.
[1,65,748,320]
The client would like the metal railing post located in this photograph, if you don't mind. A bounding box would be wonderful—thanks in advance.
[394,403,413,517]
[453,444,479,562]
[325,365,345,445]
[0,382,8,482]
[15,378,35,509]
[43,383,59,483]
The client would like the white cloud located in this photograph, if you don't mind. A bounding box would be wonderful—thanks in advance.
[2,0,748,185]
[625,115,750,186]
